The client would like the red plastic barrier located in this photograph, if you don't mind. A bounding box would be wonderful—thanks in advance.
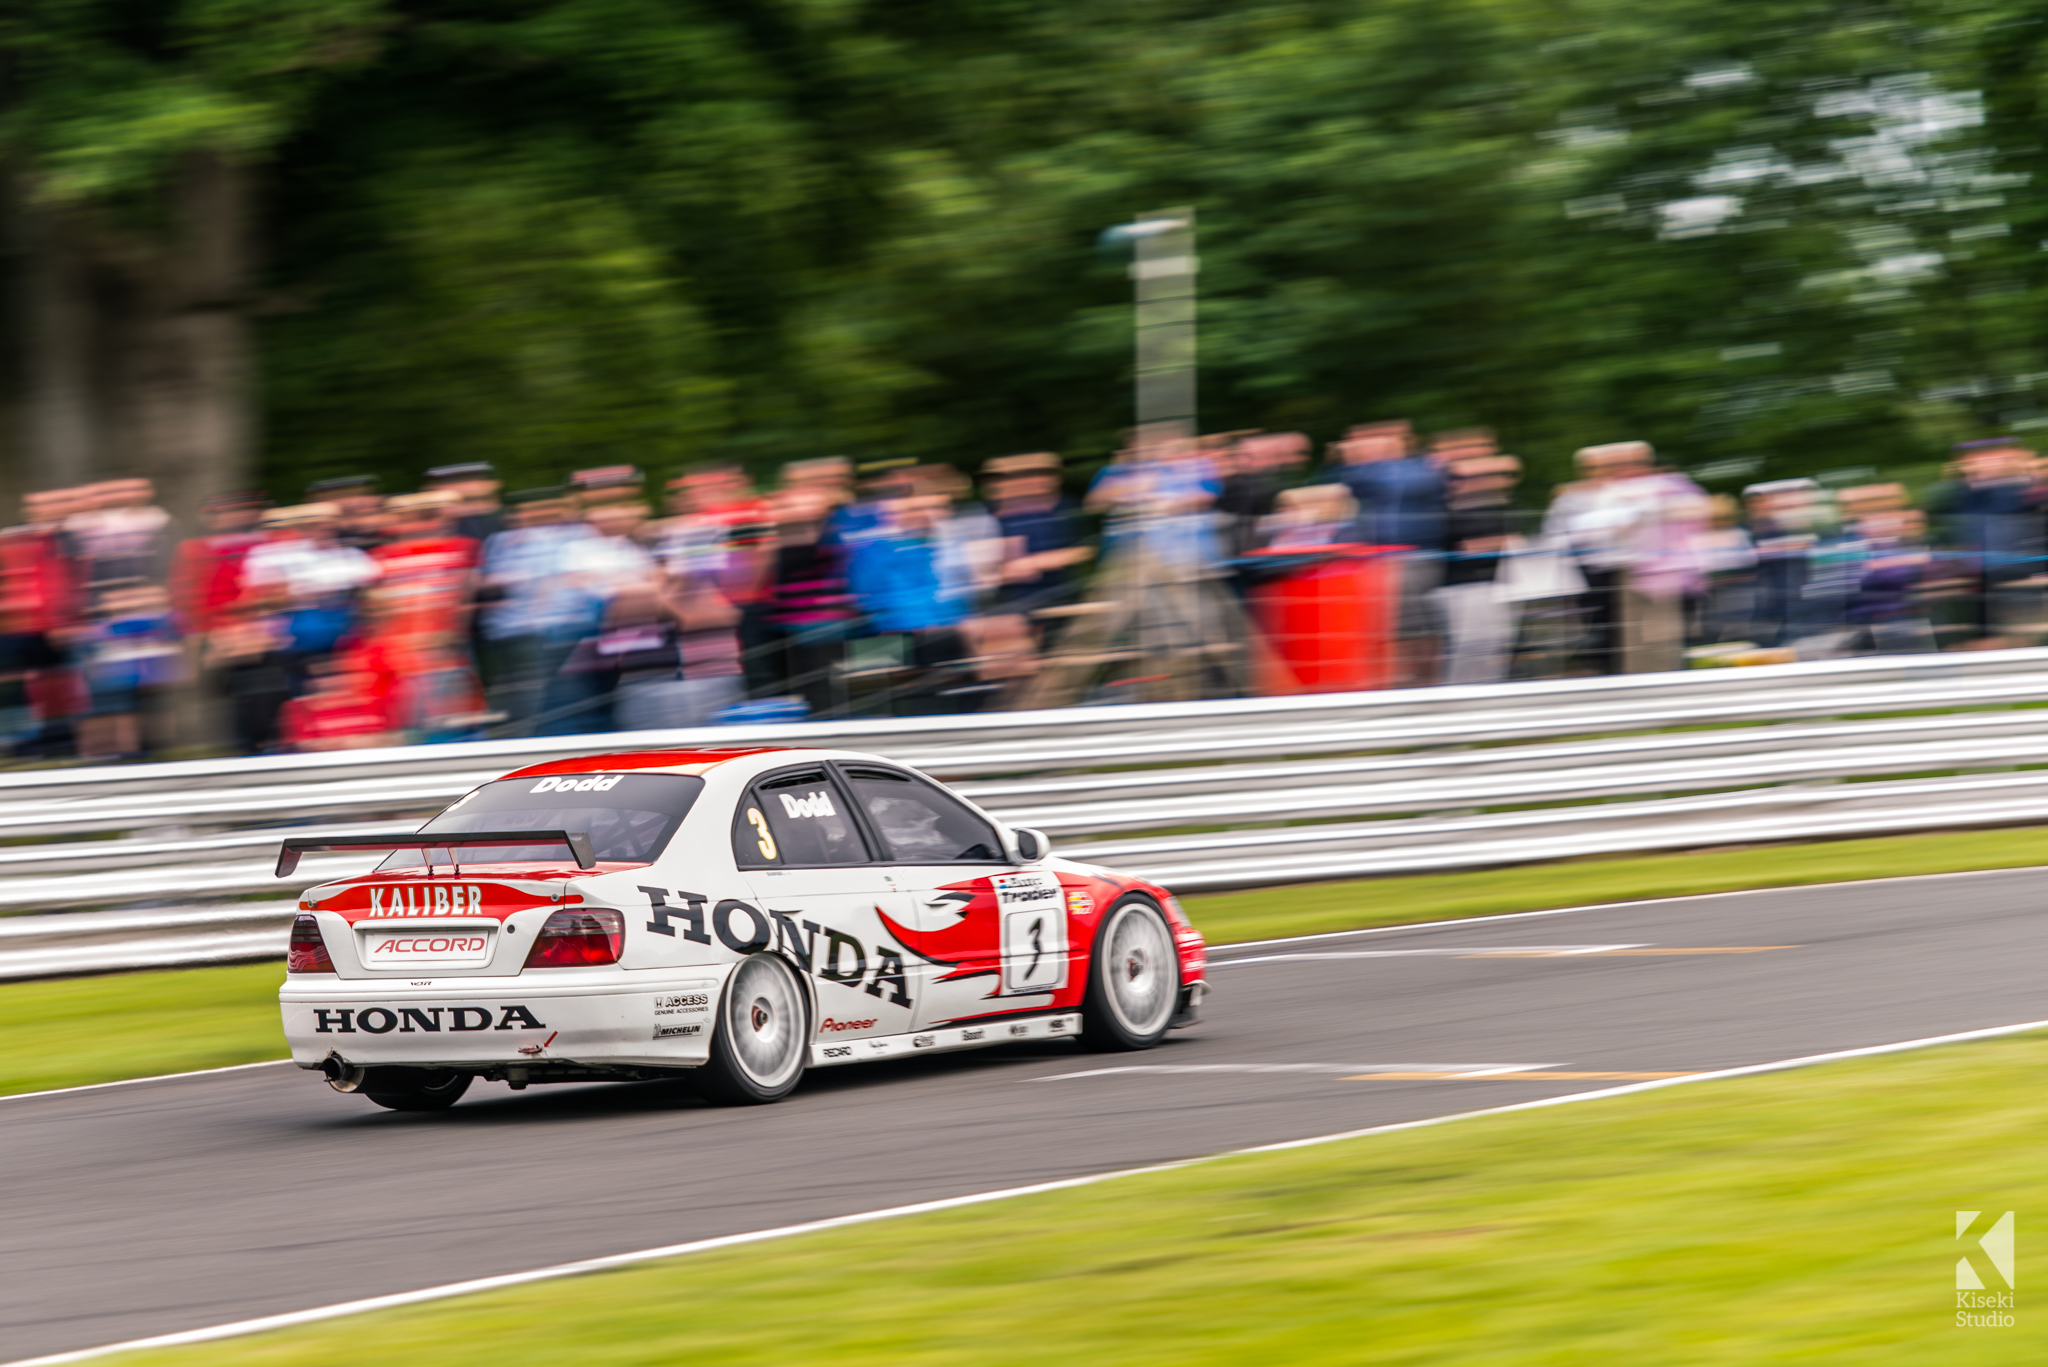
[1247,545,1404,694]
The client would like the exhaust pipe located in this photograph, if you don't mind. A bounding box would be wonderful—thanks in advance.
[322,1054,367,1093]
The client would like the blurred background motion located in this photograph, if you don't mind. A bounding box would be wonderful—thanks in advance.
[9,1,2048,756]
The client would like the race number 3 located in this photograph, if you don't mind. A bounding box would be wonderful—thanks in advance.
[746,806,778,861]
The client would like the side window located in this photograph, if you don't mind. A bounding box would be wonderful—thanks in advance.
[843,767,1002,863]
[732,770,871,868]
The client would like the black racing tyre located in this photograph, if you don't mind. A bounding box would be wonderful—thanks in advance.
[362,1069,473,1112]
[696,953,810,1105]
[1080,896,1180,1051]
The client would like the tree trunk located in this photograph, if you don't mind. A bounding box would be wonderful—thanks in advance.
[14,187,102,500]
[110,151,257,534]
[14,150,256,534]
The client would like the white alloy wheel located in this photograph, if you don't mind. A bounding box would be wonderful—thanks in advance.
[698,953,809,1103]
[1083,898,1178,1049]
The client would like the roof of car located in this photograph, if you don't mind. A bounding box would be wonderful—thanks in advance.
[501,747,794,780]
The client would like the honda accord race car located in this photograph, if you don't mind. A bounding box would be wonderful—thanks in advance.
[278,747,1208,1110]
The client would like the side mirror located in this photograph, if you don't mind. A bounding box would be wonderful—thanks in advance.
[1014,827,1050,862]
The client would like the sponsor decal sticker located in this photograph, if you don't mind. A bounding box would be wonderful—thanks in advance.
[368,934,488,959]
[912,1034,936,1049]
[1066,887,1093,917]
[654,1023,703,1039]
[529,775,621,793]
[364,884,487,919]
[311,1004,545,1034]
[823,1045,853,1059]
[962,1028,985,1041]
[992,871,1060,908]
[322,881,560,925]
[821,1017,879,1033]
[778,789,836,819]
[653,993,709,1014]
[1009,1024,1030,1037]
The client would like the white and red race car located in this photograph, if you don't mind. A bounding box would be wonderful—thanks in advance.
[278,746,1208,1110]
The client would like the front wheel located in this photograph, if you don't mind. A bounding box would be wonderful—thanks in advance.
[696,953,810,1105]
[363,1069,472,1112]
[1081,897,1180,1051]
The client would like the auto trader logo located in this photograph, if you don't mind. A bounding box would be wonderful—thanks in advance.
[1957,1210,2016,1329]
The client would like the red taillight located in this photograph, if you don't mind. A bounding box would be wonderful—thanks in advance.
[523,909,624,968]
[287,913,336,974]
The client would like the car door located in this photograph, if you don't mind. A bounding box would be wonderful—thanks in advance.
[732,765,917,1045]
[835,763,1066,1030]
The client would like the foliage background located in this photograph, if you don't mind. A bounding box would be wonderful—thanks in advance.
[13,0,2048,498]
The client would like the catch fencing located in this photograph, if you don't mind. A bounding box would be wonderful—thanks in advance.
[9,647,2048,978]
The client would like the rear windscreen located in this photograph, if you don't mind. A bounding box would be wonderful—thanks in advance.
[380,773,705,868]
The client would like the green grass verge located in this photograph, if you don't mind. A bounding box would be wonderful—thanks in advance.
[11,825,2048,1096]
[1178,825,2048,944]
[117,1031,2048,1364]
[0,961,287,1096]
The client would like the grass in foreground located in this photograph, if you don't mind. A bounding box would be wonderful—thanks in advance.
[11,824,2048,1096]
[0,961,286,1095]
[1178,824,2048,943]
[119,1032,2048,1364]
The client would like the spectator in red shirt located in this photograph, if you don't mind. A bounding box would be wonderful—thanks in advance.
[0,488,88,755]
[171,491,268,636]
[363,493,487,740]
[371,492,478,639]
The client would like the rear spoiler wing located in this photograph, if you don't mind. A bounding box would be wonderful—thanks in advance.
[275,830,597,878]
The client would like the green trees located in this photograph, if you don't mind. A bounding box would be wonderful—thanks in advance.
[6,0,2048,513]
[1,0,387,524]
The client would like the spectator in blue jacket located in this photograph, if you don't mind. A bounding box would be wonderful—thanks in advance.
[1323,419,1450,684]
[1325,420,1446,551]
[847,492,959,635]
[850,487,1006,712]
[1948,438,2045,639]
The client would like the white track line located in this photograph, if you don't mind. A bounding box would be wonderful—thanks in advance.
[0,1059,292,1105]
[1035,1062,1555,1080]
[1213,945,1644,966]
[10,1015,2047,1367]
[1206,862,2048,951]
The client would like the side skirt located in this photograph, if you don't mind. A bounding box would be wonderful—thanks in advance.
[810,1012,1078,1067]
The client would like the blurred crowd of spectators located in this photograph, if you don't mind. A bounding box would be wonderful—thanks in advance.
[4,427,2045,759]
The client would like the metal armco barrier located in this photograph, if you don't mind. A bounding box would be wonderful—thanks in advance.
[7,647,2048,979]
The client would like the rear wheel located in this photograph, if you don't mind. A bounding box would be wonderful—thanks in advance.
[697,953,810,1104]
[1081,897,1179,1051]
[362,1069,472,1112]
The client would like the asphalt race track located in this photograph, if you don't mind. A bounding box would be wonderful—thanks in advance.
[6,868,2047,1361]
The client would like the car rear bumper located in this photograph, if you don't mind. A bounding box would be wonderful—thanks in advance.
[280,967,734,1071]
